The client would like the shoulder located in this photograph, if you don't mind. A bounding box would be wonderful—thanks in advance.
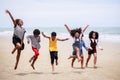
[27,35,34,38]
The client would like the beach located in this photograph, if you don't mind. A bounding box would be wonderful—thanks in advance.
[0,36,120,80]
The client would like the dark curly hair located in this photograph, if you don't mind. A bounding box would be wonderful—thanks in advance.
[33,29,40,35]
[89,31,99,39]
[70,28,82,37]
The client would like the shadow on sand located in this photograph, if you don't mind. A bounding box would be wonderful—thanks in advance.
[16,72,43,76]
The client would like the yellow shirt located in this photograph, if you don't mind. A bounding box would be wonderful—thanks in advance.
[49,37,58,51]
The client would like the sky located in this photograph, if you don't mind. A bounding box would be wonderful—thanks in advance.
[0,0,120,28]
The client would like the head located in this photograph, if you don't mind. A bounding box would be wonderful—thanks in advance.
[71,28,82,38]
[33,29,40,37]
[51,32,57,40]
[15,19,23,27]
[89,31,99,39]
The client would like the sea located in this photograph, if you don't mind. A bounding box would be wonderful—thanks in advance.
[0,26,120,43]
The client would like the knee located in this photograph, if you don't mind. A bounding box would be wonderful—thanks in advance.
[81,55,84,58]
[34,55,39,60]
[81,56,84,60]
[75,47,79,52]
[37,53,39,56]
[35,53,39,57]
[16,43,22,49]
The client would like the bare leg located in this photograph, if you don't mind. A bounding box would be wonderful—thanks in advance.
[68,55,77,59]
[74,47,81,62]
[31,60,35,70]
[12,47,17,54]
[14,43,23,70]
[81,55,84,69]
[31,55,38,70]
[86,54,91,67]
[14,49,21,70]
[29,55,35,63]
[12,43,21,54]
[52,64,54,72]
[56,60,58,65]
[71,58,76,68]
[93,53,97,68]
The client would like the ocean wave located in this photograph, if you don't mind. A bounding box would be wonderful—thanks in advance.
[0,31,120,43]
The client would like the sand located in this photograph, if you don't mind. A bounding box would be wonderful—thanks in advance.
[0,36,120,80]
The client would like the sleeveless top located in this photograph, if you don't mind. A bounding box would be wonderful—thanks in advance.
[49,37,58,52]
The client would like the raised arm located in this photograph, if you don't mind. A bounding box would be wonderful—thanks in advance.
[6,10,16,26]
[82,24,89,34]
[42,32,50,39]
[57,38,69,41]
[64,24,71,34]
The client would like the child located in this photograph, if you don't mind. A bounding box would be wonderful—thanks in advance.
[26,29,40,70]
[71,38,89,69]
[42,32,69,72]
[6,10,26,70]
[64,24,83,62]
[86,31,103,68]
[64,24,89,68]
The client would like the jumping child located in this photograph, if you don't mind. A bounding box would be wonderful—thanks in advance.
[64,24,89,68]
[27,29,40,70]
[6,10,26,70]
[42,32,69,72]
[86,31,103,68]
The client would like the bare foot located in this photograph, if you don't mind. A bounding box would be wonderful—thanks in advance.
[52,68,54,72]
[68,56,72,59]
[31,64,35,70]
[14,66,17,70]
[85,64,88,68]
[94,65,97,69]
[81,66,85,69]
[11,51,15,54]
[29,59,32,63]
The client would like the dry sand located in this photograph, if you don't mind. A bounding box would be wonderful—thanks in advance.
[0,36,120,80]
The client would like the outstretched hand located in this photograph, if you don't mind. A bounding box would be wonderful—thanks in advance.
[66,38,69,40]
[64,24,67,27]
[6,10,10,14]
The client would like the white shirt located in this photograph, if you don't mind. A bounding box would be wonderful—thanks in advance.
[14,26,26,40]
[27,35,40,50]
[89,39,102,49]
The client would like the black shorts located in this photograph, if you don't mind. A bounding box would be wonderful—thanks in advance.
[88,49,97,55]
[12,36,24,50]
[50,51,58,65]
